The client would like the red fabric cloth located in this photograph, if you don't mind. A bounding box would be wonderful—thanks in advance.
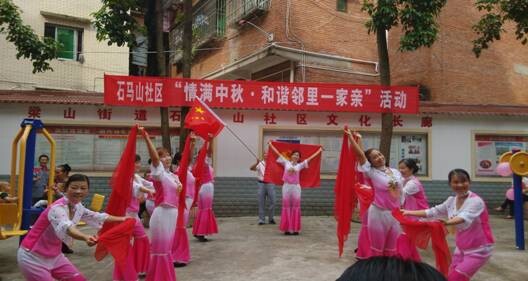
[176,135,193,229]
[191,140,209,205]
[354,182,374,219]
[96,126,137,263]
[95,218,136,264]
[263,141,322,188]
[392,209,451,277]
[334,132,357,257]
[184,98,225,140]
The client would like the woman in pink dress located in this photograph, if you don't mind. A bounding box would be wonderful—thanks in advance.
[347,130,403,256]
[398,158,429,211]
[113,154,155,280]
[17,174,127,281]
[268,142,322,235]
[403,169,494,281]
[141,129,182,281]
[171,151,196,267]
[192,148,218,242]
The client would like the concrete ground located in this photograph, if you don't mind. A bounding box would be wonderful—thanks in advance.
[0,215,526,281]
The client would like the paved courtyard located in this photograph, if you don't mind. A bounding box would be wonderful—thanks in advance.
[0,215,526,281]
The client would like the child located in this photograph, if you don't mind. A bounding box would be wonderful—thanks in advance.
[0,181,17,203]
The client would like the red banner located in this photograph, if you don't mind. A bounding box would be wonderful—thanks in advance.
[104,74,419,113]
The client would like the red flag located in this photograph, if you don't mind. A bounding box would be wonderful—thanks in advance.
[334,132,358,257]
[263,141,322,188]
[184,98,225,140]
[96,126,137,261]
[392,210,451,277]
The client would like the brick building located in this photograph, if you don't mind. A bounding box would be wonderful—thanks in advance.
[164,0,528,215]
[1,0,527,216]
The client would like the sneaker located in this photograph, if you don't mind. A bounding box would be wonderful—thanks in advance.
[505,215,513,219]
[494,207,504,212]
[292,232,299,235]
[284,232,292,235]
[195,235,208,242]
[268,220,276,224]
[258,221,265,225]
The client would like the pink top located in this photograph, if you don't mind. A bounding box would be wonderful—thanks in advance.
[127,174,154,214]
[358,162,403,210]
[277,157,308,185]
[200,165,214,185]
[401,176,429,210]
[20,197,108,257]
[150,164,181,208]
[426,191,495,251]
[175,167,196,200]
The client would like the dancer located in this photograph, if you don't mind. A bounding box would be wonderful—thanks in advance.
[403,169,494,281]
[347,130,403,256]
[142,128,182,281]
[268,142,322,235]
[192,141,218,242]
[17,174,127,281]
[113,154,155,280]
[398,158,429,211]
[250,153,276,225]
[172,145,196,266]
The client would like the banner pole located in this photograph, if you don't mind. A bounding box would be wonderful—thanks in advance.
[225,125,259,159]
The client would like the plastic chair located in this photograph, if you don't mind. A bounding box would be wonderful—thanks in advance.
[78,193,105,226]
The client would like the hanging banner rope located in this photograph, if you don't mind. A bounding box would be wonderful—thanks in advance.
[104,74,419,113]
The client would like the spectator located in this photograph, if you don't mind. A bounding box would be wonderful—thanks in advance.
[0,181,17,203]
[336,256,446,281]
[32,154,49,204]
[495,177,528,219]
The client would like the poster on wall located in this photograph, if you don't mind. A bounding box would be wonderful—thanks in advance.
[475,135,527,177]
[35,126,179,172]
[262,131,428,176]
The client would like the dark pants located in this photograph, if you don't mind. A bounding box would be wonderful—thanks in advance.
[500,194,528,216]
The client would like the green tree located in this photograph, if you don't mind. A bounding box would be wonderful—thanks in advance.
[93,0,193,153]
[361,0,447,159]
[0,0,59,73]
[472,0,528,57]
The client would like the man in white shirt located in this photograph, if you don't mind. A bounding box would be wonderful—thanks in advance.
[250,154,276,225]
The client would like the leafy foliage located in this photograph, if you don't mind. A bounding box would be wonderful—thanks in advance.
[472,0,528,57]
[362,0,447,51]
[92,0,144,48]
[0,0,59,73]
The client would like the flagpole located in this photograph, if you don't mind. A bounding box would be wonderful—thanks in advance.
[224,125,259,159]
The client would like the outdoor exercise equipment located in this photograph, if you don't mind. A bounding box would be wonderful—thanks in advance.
[0,119,55,241]
[499,150,526,250]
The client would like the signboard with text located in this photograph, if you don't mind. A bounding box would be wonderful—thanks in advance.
[104,74,419,113]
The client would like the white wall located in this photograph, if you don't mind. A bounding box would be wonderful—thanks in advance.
[2,102,527,182]
[0,0,128,92]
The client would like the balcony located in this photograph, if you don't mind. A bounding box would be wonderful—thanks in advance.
[169,0,226,63]
[227,0,270,26]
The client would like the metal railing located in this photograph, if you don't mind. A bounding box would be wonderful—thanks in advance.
[169,0,227,62]
[226,0,270,25]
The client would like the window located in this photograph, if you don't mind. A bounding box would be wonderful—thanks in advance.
[44,23,83,61]
[262,128,429,176]
[337,0,347,12]
[474,134,528,177]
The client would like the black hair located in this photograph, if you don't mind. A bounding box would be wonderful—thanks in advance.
[57,164,72,174]
[38,154,49,161]
[291,150,301,158]
[448,168,471,183]
[336,256,446,281]
[399,158,419,174]
[64,174,90,191]
[147,158,152,165]
[135,154,141,162]
[172,152,182,166]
